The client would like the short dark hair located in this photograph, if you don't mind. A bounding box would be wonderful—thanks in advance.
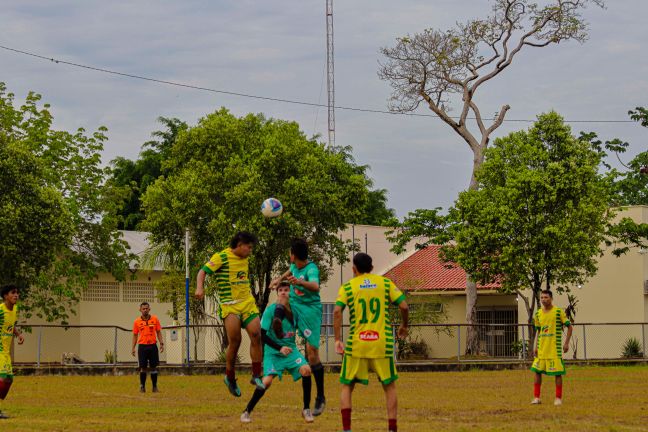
[230,231,258,249]
[290,238,309,261]
[140,302,150,307]
[1,285,19,299]
[540,289,553,298]
[353,253,373,274]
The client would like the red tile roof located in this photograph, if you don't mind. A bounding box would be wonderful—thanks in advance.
[383,245,500,292]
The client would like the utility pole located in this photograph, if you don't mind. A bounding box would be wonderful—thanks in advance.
[326,0,335,147]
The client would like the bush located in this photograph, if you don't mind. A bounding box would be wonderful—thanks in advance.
[621,337,644,358]
[104,350,115,363]
[397,338,429,360]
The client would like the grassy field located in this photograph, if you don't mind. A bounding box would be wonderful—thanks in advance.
[1,365,648,431]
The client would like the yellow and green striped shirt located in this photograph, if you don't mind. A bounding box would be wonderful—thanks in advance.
[0,303,18,354]
[202,248,254,304]
[534,306,571,360]
[336,274,406,359]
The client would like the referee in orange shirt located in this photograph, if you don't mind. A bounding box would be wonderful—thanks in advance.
[132,302,164,393]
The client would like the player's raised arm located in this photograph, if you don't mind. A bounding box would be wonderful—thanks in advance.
[269,269,292,290]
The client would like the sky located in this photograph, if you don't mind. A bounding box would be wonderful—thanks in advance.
[1,0,646,218]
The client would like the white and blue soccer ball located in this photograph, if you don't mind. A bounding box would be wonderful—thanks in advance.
[261,197,283,218]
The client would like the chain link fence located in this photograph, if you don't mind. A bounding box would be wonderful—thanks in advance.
[11,323,648,366]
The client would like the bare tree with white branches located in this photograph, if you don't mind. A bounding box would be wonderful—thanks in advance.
[379,0,605,354]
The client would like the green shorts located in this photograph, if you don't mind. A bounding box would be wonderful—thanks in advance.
[340,354,398,385]
[291,301,322,348]
[263,348,308,381]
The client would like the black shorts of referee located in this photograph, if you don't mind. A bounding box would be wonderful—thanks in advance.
[138,344,160,369]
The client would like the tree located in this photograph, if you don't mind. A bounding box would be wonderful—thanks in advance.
[0,83,133,323]
[141,109,376,312]
[354,188,397,226]
[379,0,604,354]
[448,112,612,349]
[110,117,188,230]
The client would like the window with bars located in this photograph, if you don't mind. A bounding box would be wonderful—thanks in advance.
[476,307,518,357]
[123,282,155,303]
[321,303,335,337]
[83,281,120,302]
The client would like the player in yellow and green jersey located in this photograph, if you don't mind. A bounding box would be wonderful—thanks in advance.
[334,253,409,432]
[1,285,24,419]
[530,289,572,406]
[196,232,264,397]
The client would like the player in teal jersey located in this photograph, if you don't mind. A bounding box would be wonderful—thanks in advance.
[240,283,314,424]
[270,238,326,415]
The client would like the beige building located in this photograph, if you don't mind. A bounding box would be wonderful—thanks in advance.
[13,206,648,364]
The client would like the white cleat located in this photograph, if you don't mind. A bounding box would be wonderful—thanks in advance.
[302,408,315,423]
[554,398,562,406]
[240,411,252,423]
[530,398,542,405]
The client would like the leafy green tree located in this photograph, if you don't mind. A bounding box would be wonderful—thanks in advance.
[378,0,605,353]
[142,109,376,312]
[110,117,188,230]
[448,112,613,346]
[354,188,396,226]
[0,83,133,323]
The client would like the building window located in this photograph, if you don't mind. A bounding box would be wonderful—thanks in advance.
[83,281,120,302]
[476,307,518,357]
[321,303,335,337]
[123,282,155,303]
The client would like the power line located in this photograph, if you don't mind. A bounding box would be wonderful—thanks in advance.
[0,44,636,124]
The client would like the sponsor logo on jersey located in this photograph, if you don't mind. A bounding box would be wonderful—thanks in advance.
[359,279,377,289]
[359,330,380,341]
[294,287,305,296]
[303,329,312,337]
[237,271,247,280]
[296,357,303,364]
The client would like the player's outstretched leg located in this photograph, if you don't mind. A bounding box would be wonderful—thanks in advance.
[244,317,265,391]
[224,315,243,397]
[241,376,273,423]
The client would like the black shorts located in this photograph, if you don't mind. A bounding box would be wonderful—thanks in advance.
[138,344,159,369]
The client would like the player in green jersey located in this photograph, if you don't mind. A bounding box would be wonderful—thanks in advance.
[240,283,314,424]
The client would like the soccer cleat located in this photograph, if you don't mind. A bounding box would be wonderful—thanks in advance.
[224,376,242,397]
[152,386,159,393]
[139,385,145,393]
[530,398,541,405]
[554,398,562,406]
[313,397,326,416]
[240,411,252,423]
[302,408,314,423]
[0,411,9,419]
[250,376,266,391]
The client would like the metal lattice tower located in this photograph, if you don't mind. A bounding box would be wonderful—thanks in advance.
[326,0,335,147]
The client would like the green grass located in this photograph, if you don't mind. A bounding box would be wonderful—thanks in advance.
[1,365,648,431]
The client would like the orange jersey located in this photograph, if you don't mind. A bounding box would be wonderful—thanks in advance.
[133,315,162,345]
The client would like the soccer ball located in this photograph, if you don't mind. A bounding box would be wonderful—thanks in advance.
[261,198,283,218]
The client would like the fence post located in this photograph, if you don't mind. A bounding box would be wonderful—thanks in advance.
[113,327,118,366]
[457,325,461,362]
[325,326,329,362]
[582,325,587,361]
[37,326,42,368]
[642,324,646,359]
[521,325,526,359]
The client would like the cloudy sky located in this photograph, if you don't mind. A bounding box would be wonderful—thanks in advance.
[1,0,646,217]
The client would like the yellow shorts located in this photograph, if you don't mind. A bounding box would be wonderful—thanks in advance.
[0,353,13,378]
[531,357,566,376]
[340,354,398,385]
[219,296,259,328]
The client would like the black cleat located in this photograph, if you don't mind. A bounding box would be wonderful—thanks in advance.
[139,385,145,393]
[0,411,9,419]
[152,386,159,393]
[224,376,242,397]
[313,397,326,416]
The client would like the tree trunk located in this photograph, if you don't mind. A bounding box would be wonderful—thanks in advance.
[464,145,485,356]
